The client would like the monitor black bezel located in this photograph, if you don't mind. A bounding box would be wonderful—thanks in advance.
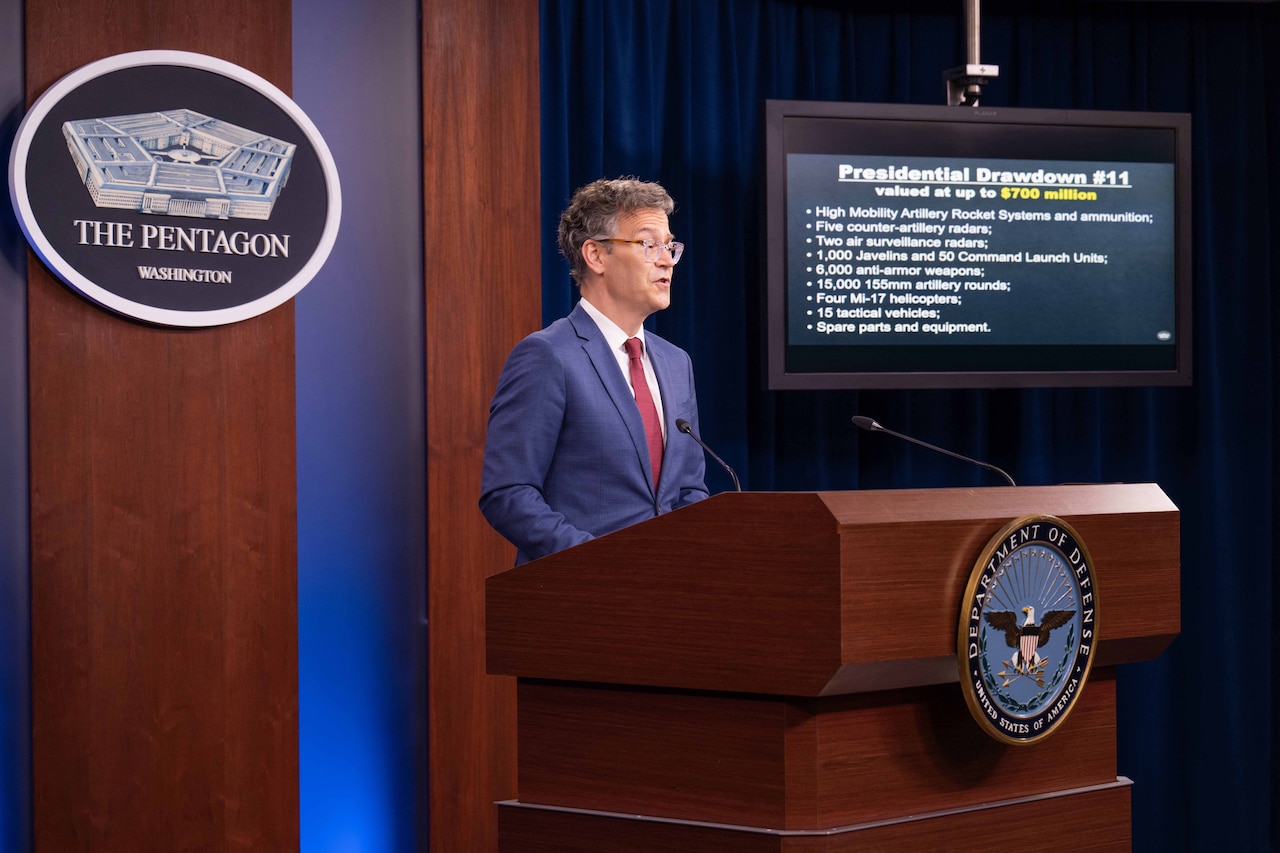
[763,99,1193,390]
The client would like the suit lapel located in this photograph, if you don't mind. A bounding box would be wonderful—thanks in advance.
[570,305,656,495]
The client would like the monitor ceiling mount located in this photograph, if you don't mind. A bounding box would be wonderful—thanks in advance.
[944,0,999,106]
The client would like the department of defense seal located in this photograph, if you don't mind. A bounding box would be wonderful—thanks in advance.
[957,515,1099,745]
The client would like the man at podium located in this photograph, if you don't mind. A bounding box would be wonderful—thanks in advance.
[480,178,708,564]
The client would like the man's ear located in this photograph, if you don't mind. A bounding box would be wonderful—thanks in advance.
[582,239,608,277]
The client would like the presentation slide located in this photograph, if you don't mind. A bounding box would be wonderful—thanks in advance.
[786,153,1176,349]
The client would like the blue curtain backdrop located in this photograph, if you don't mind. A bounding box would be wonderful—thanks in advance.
[541,1,1278,850]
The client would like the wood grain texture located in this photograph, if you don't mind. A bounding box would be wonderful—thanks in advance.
[497,488,1155,848]
[498,783,1131,852]
[422,0,539,849]
[516,672,1117,831]
[488,485,1179,696]
[25,3,298,850]
[488,492,845,694]
[518,681,791,826]
[829,483,1181,687]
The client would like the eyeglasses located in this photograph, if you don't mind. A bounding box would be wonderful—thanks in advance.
[593,237,684,264]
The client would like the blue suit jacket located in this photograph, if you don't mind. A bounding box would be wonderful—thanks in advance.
[480,302,709,564]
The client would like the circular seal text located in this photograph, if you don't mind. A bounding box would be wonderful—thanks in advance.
[957,515,1099,745]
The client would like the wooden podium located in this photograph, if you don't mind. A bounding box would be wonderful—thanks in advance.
[486,484,1179,851]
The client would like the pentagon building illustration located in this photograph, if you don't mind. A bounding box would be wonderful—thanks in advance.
[63,109,296,220]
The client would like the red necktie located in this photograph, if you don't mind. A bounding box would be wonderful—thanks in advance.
[624,337,663,490]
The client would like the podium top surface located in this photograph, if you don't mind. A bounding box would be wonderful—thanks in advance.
[486,484,1179,696]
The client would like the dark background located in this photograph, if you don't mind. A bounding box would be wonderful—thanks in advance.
[540,2,1278,850]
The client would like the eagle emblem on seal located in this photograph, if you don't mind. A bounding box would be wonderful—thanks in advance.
[986,604,1076,686]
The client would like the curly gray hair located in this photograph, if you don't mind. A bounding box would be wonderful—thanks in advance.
[558,178,675,284]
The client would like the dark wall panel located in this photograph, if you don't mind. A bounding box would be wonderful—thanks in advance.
[24,2,300,849]
[1,0,31,849]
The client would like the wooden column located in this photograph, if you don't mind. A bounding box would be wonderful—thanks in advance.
[422,0,539,848]
[24,2,299,850]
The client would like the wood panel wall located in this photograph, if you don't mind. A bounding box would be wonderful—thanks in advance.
[422,1,538,848]
[24,2,299,850]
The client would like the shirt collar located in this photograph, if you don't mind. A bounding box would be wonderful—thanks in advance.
[579,296,646,355]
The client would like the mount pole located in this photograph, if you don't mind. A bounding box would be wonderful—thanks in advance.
[944,0,999,106]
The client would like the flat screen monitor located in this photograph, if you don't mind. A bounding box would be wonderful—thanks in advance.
[764,100,1192,389]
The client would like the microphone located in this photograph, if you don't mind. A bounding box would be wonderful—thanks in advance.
[676,418,741,492]
[852,415,1016,487]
